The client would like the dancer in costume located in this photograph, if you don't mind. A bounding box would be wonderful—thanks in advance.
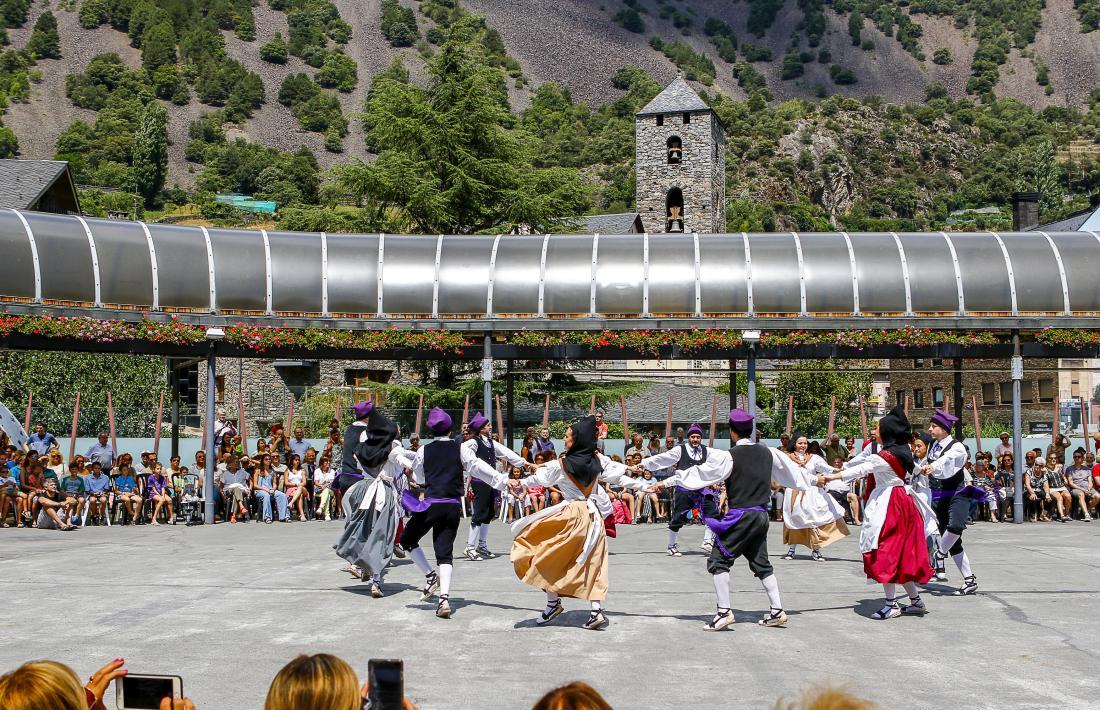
[646,409,812,631]
[462,412,529,561]
[400,408,506,619]
[333,402,413,598]
[779,433,849,561]
[815,405,937,619]
[636,424,718,556]
[483,416,649,630]
[921,409,980,594]
[909,432,941,564]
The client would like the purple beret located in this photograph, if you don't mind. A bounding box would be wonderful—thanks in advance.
[686,424,704,437]
[929,408,958,432]
[468,412,489,433]
[426,407,452,435]
[352,400,373,419]
[728,408,754,426]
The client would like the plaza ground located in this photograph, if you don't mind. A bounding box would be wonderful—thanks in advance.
[1,519,1097,709]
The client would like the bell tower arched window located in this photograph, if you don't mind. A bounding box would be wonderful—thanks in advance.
[667,136,682,164]
[666,187,684,233]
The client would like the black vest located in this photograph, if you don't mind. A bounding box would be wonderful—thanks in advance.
[423,439,464,499]
[928,438,965,491]
[677,443,707,470]
[341,423,364,473]
[474,436,495,466]
[726,443,775,509]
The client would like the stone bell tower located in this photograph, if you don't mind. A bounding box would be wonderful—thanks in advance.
[635,75,726,234]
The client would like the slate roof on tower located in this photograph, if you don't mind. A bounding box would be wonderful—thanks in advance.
[636,75,710,116]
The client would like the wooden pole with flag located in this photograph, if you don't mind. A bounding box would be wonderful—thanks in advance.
[495,394,504,440]
[542,393,550,428]
[238,390,248,456]
[859,395,868,443]
[68,392,80,462]
[665,393,673,438]
[709,395,717,447]
[106,392,117,455]
[588,395,596,416]
[971,395,982,456]
[23,392,32,434]
[414,394,424,436]
[152,391,165,457]
[461,394,470,429]
[620,396,629,443]
[827,396,837,440]
[785,395,794,437]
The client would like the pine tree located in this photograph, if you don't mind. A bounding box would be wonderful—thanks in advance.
[131,101,168,205]
[848,11,863,47]
[27,10,61,59]
[141,22,177,73]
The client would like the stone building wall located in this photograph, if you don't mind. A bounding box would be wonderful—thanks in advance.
[636,109,725,234]
[887,357,1060,432]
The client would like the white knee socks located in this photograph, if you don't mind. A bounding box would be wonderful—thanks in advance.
[703,527,715,545]
[544,590,559,613]
[939,531,960,554]
[713,572,731,609]
[953,551,973,577]
[668,529,679,547]
[439,563,453,596]
[883,582,897,602]
[478,523,490,545]
[409,547,432,575]
[761,574,782,610]
[590,600,602,611]
[466,524,480,548]
[902,582,920,600]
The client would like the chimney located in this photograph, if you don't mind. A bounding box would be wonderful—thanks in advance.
[1011,191,1040,231]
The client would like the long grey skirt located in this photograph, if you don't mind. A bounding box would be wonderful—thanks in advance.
[333,477,399,582]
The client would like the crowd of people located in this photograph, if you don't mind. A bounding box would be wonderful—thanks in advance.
[3,410,1098,532]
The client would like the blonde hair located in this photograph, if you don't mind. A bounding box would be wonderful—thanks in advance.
[532,682,613,710]
[264,654,359,710]
[774,686,877,710]
[0,660,87,710]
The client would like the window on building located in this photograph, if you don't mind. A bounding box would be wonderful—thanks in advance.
[665,187,684,232]
[714,144,718,160]
[1000,381,1015,404]
[932,358,943,368]
[215,375,225,403]
[914,389,925,408]
[896,389,905,406]
[933,388,944,408]
[344,369,393,386]
[656,114,664,126]
[982,383,996,406]
[683,112,691,124]
[667,136,682,164]
[913,358,924,368]
[1038,379,1055,403]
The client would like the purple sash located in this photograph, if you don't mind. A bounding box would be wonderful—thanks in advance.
[401,490,461,514]
[703,505,768,559]
[932,485,990,503]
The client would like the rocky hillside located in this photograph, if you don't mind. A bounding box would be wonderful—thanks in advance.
[0,0,1096,191]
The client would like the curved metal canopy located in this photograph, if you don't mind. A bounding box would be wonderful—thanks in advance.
[1,210,1098,330]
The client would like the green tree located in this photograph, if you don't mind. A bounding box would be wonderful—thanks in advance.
[259,32,289,63]
[848,10,862,46]
[380,0,418,47]
[1032,140,1060,217]
[131,100,168,205]
[0,125,17,157]
[27,10,61,60]
[315,50,357,92]
[770,362,872,438]
[340,16,591,233]
[141,21,177,72]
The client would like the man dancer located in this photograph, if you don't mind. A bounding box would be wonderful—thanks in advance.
[635,424,718,556]
[920,408,978,594]
[401,408,506,618]
[462,412,529,561]
[646,409,808,630]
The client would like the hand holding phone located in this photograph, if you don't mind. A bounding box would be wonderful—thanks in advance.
[368,659,404,710]
[115,673,183,710]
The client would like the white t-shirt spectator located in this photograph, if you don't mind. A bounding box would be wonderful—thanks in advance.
[994,441,1012,460]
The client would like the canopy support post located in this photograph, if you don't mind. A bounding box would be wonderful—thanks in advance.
[506,359,515,449]
[204,347,217,525]
[1011,332,1024,524]
[747,346,757,440]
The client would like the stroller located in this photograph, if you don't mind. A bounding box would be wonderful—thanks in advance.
[175,473,205,525]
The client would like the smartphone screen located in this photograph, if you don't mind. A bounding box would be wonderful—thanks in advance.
[368,659,403,710]
[120,675,177,709]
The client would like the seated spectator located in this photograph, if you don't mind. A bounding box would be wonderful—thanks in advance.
[45,449,65,478]
[313,456,336,520]
[25,422,57,456]
[220,456,252,523]
[59,462,87,523]
[85,432,115,471]
[146,464,173,525]
[285,454,308,521]
[19,460,45,527]
[0,658,154,710]
[1044,454,1072,522]
[822,434,848,464]
[134,450,154,475]
[1047,432,1071,464]
[773,684,875,710]
[646,432,662,456]
[84,462,113,526]
[971,461,998,522]
[265,653,416,710]
[113,463,141,524]
[36,479,75,531]
[1025,462,1049,522]
[289,427,311,461]
[994,454,1015,521]
[534,428,556,458]
[825,454,862,525]
[635,468,663,522]
[502,467,528,522]
[254,454,289,523]
[844,436,857,459]
[1064,447,1097,520]
[533,682,612,710]
[994,431,1013,460]
[0,456,19,527]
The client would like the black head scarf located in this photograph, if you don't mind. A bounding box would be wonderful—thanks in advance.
[354,410,399,470]
[877,405,915,474]
[560,415,603,488]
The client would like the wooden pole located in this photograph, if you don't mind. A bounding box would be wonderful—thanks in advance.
[152,390,165,457]
[23,391,32,433]
[106,392,117,455]
[665,393,673,438]
[827,395,836,440]
[1083,398,1090,454]
[709,395,717,447]
[589,395,596,416]
[286,393,295,433]
[971,395,982,456]
[238,390,248,456]
[620,396,629,443]
[495,394,504,441]
[68,392,80,462]
[1052,395,1060,449]
[414,394,424,436]
[785,395,794,437]
[461,394,470,429]
[859,395,868,443]
[542,393,550,428]
[904,394,910,417]
[334,393,341,425]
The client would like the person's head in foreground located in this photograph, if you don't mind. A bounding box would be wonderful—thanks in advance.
[773,684,877,710]
[532,682,613,710]
[265,654,416,710]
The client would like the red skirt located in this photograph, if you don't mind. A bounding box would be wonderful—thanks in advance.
[863,487,933,584]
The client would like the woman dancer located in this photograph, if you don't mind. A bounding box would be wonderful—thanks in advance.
[909,431,941,567]
[780,433,849,561]
[484,416,648,630]
[815,405,937,620]
[333,402,413,599]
